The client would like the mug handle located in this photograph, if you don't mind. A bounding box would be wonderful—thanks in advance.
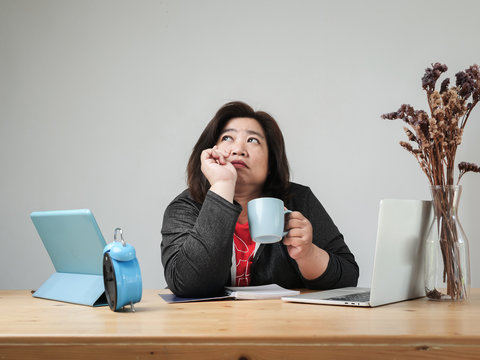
[282,209,292,237]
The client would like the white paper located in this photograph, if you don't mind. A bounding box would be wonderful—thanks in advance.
[225,284,300,300]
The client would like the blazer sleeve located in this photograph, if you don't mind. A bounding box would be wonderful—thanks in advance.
[161,190,242,297]
[292,186,359,289]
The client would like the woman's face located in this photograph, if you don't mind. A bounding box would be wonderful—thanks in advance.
[216,117,269,190]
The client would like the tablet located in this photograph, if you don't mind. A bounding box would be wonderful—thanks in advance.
[31,209,106,274]
[31,209,108,306]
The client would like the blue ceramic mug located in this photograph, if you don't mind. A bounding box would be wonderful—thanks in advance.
[247,197,292,244]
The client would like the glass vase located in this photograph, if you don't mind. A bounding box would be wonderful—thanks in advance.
[425,185,470,301]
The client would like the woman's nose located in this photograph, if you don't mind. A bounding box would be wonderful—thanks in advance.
[231,148,246,156]
[231,143,247,156]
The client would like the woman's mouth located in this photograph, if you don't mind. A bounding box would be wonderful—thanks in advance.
[231,160,248,168]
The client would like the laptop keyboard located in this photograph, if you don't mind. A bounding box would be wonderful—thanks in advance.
[328,292,371,302]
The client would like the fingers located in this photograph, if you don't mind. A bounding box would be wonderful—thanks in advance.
[286,211,305,221]
[214,147,229,165]
[201,146,231,165]
[286,211,310,230]
[287,218,309,229]
[284,228,306,239]
[212,145,230,157]
[282,211,316,262]
[283,210,312,245]
[212,146,231,165]
[283,231,308,248]
[282,234,305,249]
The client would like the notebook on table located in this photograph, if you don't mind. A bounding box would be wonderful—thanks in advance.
[30,209,108,306]
[160,284,300,303]
[282,199,433,307]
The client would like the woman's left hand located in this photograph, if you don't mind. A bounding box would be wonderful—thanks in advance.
[282,211,314,260]
[283,211,330,280]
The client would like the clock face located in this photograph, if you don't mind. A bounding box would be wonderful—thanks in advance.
[103,253,118,311]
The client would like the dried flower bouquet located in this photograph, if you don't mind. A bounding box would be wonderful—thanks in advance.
[382,63,480,300]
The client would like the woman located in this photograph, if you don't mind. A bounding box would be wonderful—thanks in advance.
[161,101,358,297]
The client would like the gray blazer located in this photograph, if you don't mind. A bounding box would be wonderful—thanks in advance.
[161,182,359,297]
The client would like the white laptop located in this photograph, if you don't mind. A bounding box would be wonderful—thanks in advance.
[282,199,433,307]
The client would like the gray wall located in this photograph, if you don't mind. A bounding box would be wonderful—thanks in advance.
[1,0,479,290]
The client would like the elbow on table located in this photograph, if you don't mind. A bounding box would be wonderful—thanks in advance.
[322,255,360,290]
[165,271,227,298]
[168,281,226,298]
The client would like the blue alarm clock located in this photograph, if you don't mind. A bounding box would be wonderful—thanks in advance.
[103,228,142,312]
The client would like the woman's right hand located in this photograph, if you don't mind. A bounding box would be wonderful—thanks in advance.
[200,146,237,202]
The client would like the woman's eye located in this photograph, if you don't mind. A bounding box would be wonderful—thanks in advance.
[247,138,260,144]
[221,135,233,142]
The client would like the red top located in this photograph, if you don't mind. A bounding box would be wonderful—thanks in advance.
[233,222,256,287]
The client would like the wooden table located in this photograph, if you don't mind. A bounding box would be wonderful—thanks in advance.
[1,289,480,359]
